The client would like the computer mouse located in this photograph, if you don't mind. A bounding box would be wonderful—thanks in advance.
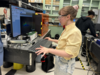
[32,42,35,45]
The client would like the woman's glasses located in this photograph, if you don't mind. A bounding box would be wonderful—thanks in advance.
[58,14,68,18]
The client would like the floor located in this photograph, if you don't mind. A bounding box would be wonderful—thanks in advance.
[1,44,97,75]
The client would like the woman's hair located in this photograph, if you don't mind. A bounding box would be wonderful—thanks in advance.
[88,10,95,16]
[73,5,79,11]
[59,6,77,21]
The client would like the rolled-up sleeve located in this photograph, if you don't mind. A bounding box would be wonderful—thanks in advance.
[64,32,82,59]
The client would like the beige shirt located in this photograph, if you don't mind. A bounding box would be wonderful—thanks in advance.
[56,23,82,60]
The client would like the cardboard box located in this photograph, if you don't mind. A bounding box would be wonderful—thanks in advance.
[41,0,43,3]
[45,0,50,2]
[45,0,51,4]
[55,7,59,10]
[28,0,35,2]
[45,1,51,4]
[29,0,43,3]
[53,0,59,5]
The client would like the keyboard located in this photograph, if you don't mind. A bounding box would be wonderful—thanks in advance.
[29,39,52,52]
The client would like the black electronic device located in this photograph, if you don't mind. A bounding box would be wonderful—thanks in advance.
[94,23,100,31]
[29,39,52,52]
[6,24,11,35]
[0,21,1,29]
[10,5,35,38]
[0,0,28,7]
[33,14,42,34]
[22,0,28,3]
[0,18,5,29]
[1,35,5,38]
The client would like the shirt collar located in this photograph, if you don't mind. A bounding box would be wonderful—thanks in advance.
[65,23,75,31]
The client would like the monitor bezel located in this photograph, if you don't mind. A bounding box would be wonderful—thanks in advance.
[10,4,21,38]
[10,4,35,38]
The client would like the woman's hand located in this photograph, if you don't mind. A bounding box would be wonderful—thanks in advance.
[96,34,98,37]
[35,45,49,57]
[45,37,52,41]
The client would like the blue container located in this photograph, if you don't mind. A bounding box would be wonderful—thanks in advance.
[96,39,100,45]
[43,10,46,14]
[73,19,75,22]
[59,23,61,26]
[1,29,6,33]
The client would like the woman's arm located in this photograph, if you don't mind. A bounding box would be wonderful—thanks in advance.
[48,48,73,58]
[49,39,58,43]
[45,37,58,43]
[89,22,96,37]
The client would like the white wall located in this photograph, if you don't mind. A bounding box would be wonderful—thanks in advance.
[0,8,5,15]
[7,8,10,18]
[0,7,10,18]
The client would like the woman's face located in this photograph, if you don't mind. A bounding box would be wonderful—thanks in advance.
[91,15,95,19]
[58,11,69,26]
[89,15,95,19]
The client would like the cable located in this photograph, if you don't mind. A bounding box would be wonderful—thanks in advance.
[78,57,85,70]
[81,42,86,57]
[92,71,95,75]
[87,68,91,75]
[86,38,95,75]
[87,62,96,75]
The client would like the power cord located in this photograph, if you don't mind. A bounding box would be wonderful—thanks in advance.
[81,43,86,57]
[87,61,97,75]
[86,38,100,75]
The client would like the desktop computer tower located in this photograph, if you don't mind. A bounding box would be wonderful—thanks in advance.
[33,13,49,36]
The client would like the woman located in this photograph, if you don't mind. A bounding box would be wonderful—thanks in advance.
[76,10,97,56]
[63,5,79,29]
[36,6,82,75]
[76,10,97,37]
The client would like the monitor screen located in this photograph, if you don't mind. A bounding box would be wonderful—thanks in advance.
[10,5,35,37]
[21,17,33,35]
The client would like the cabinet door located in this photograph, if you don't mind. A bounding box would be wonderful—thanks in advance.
[71,0,79,6]
[91,0,100,10]
[81,0,91,16]
[52,0,60,16]
[63,0,72,7]
[44,0,52,15]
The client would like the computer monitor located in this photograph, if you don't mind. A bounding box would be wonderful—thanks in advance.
[10,5,35,37]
